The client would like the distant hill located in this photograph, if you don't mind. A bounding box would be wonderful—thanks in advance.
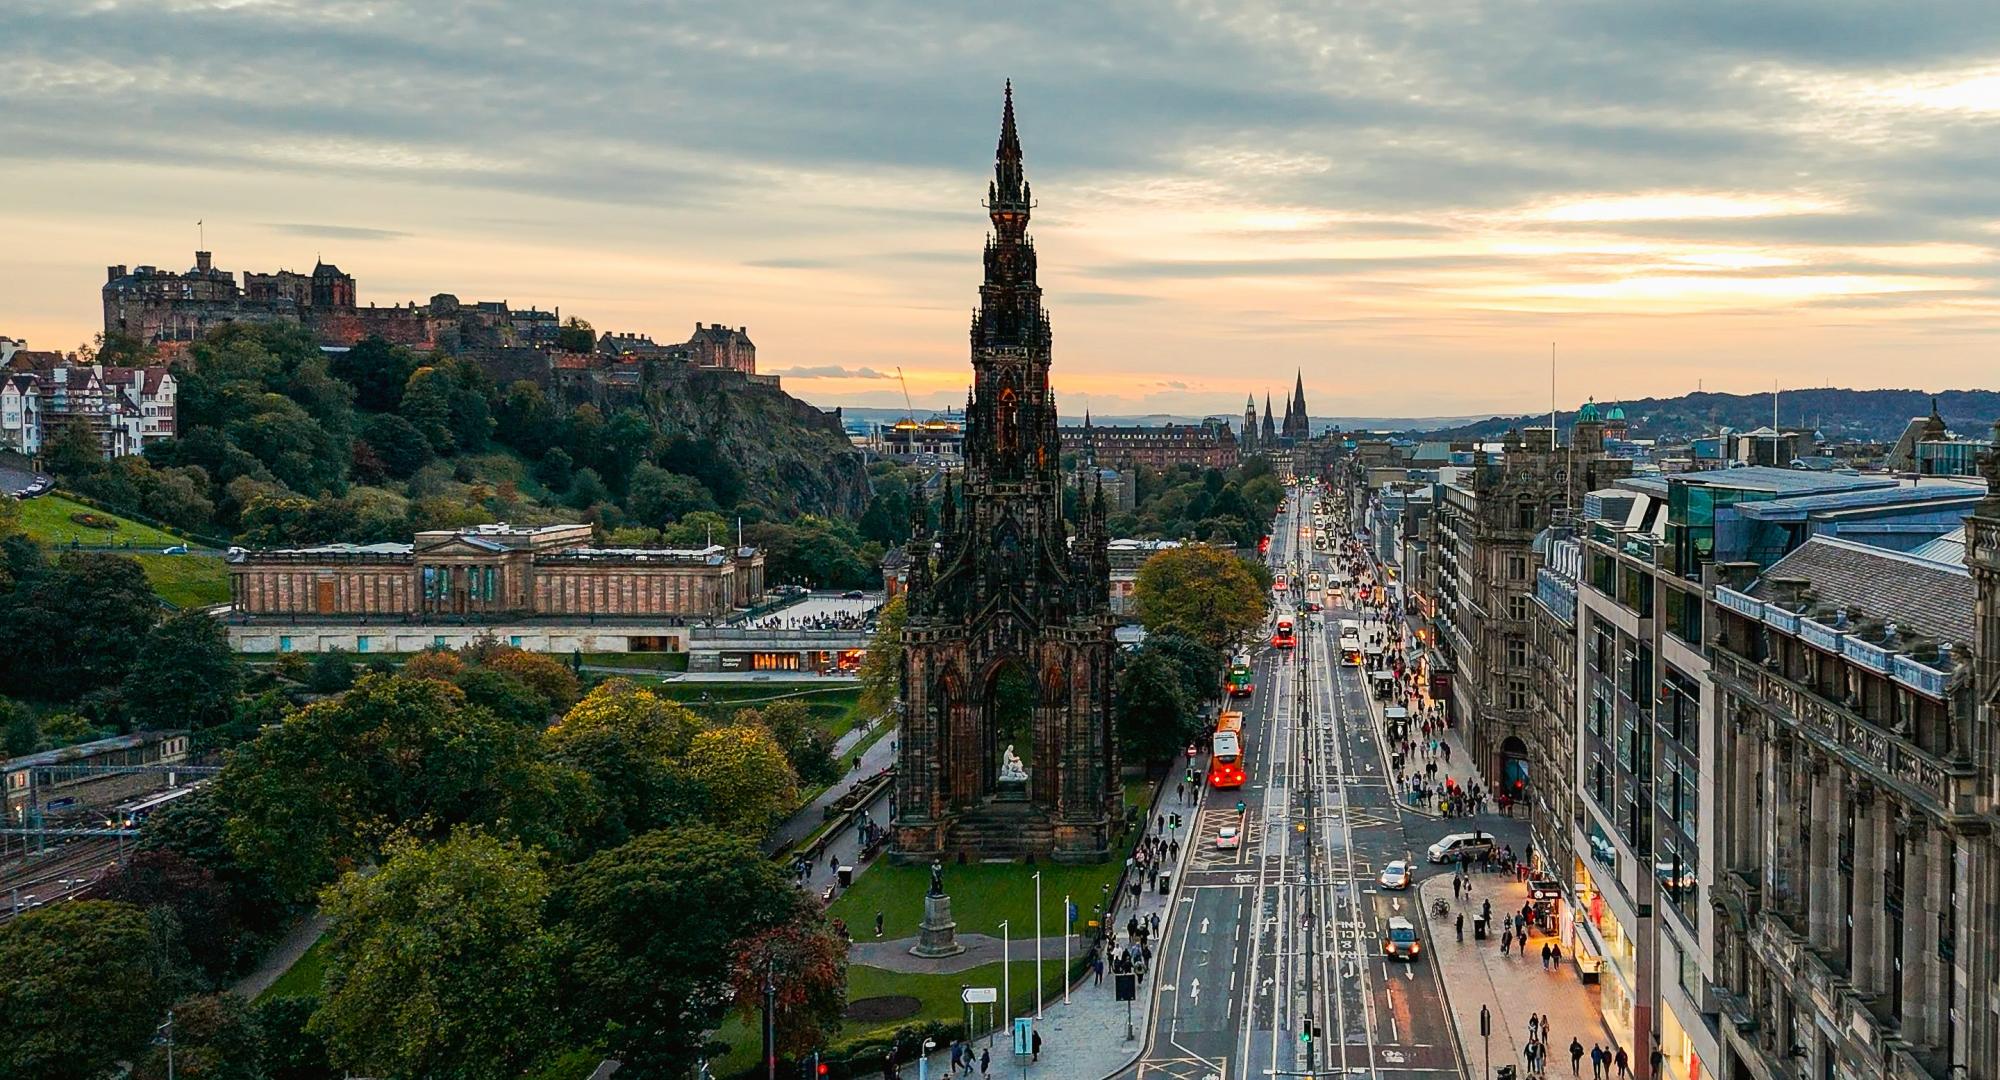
[1409,388,2000,444]
[831,405,1486,434]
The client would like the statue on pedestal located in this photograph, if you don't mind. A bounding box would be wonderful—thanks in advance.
[929,860,945,898]
[998,744,1029,783]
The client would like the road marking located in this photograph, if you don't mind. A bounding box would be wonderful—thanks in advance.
[1200,917,1210,934]
[1190,978,1201,1004]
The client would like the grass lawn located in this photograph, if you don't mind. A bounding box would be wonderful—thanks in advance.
[17,493,188,548]
[521,1048,605,1080]
[829,852,1129,945]
[254,936,327,1003]
[658,683,864,738]
[130,553,230,608]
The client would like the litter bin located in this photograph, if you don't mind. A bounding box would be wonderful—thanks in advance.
[1474,916,1488,940]
[1158,874,1171,894]
[837,865,853,887]
[1497,1067,1518,1080]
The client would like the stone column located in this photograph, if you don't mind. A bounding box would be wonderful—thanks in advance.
[1900,822,1935,1047]
[1850,786,1880,993]
[1808,759,1837,950]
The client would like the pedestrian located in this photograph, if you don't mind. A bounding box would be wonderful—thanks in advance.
[1570,1038,1584,1077]
[875,911,885,938]
[980,1047,990,1076]
[951,1041,963,1073]
[1529,1015,1539,1042]
[1455,912,1464,941]
[1614,1045,1629,1079]
[1501,928,1512,955]
[1551,940,1561,964]
[1031,1029,1042,1063]
[1541,941,1553,970]
[1177,782,1185,803]
[1092,953,1103,986]
[1149,911,1160,937]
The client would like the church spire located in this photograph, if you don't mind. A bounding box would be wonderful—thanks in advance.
[988,80,1030,236]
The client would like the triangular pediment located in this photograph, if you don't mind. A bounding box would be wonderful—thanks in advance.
[413,536,509,557]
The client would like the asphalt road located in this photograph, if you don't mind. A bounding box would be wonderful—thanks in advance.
[1120,486,1528,1080]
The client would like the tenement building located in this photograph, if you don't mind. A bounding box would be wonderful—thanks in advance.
[1696,440,2000,1080]
[892,84,1120,865]
[224,523,764,655]
[1569,463,1991,1080]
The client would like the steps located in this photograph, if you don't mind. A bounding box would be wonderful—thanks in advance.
[947,801,1055,861]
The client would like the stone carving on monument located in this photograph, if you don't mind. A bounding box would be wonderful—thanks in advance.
[889,82,1119,865]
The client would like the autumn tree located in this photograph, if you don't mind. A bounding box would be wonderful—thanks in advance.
[312,830,559,1080]
[681,723,799,834]
[552,827,797,1071]
[543,679,700,849]
[736,699,839,785]
[856,593,906,718]
[0,901,164,1080]
[1133,545,1269,652]
[729,908,849,1058]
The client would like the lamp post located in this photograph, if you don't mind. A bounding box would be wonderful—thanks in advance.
[1063,892,1071,1005]
[1000,919,1011,1031]
[1033,871,1044,1019]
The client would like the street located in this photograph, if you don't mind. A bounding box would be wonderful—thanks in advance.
[1121,484,1521,1080]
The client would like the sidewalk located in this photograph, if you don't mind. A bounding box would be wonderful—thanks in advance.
[909,778,1190,1080]
[766,719,897,855]
[1419,870,1617,1078]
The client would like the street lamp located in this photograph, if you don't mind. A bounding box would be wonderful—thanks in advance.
[999,918,1011,1033]
[1033,871,1044,1019]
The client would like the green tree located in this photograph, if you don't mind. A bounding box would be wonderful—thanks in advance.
[254,996,331,1080]
[1116,648,1197,762]
[626,462,716,527]
[737,699,839,785]
[43,419,106,480]
[681,723,799,834]
[1133,545,1269,652]
[400,365,460,454]
[2,698,38,757]
[856,594,906,719]
[312,830,559,1080]
[99,848,247,983]
[125,610,243,732]
[1142,632,1223,709]
[552,828,797,1071]
[543,679,700,849]
[0,901,164,1080]
[0,552,158,702]
[565,466,610,510]
[327,335,418,412]
[555,316,595,353]
[132,993,264,1080]
[359,411,433,479]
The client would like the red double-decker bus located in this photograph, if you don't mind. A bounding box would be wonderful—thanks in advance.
[1209,710,1246,788]
[1271,619,1296,649]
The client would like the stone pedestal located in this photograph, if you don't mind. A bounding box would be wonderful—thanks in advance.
[909,893,965,958]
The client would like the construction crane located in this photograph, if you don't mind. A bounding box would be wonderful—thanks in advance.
[897,366,916,424]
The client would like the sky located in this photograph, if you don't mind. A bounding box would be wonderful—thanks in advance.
[4,1,2000,418]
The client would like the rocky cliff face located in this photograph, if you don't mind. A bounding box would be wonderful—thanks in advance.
[635,364,868,518]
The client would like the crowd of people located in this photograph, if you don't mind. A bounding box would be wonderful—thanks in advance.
[748,607,877,632]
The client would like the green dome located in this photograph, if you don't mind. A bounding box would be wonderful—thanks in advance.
[1606,404,1626,421]
[1577,399,1600,422]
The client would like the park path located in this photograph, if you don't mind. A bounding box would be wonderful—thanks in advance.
[230,911,328,1000]
[766,717,897,855]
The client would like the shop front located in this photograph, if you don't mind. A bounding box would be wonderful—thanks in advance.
[716,647,867,674]
[1573,841,1638,1051]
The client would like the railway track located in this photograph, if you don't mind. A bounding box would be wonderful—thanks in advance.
[0,838,124,922]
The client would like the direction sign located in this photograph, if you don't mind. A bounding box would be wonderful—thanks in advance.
[1013,1017,1034,1056]
[961,986,998,1005]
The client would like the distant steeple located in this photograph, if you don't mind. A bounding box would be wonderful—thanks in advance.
[1261,392,1278,445]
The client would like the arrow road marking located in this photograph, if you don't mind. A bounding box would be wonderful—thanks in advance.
[1200,917,1211,934]
[1189,978,1201,1004]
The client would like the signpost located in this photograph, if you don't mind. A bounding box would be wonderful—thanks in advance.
[962,986,997,1048]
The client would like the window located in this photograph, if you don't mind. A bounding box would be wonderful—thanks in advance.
[1509,594,1530,622]
[1507,637,1528,669]
[357,636,370,653]
[434,635,448,647]
[279,636,293,653]
[510,636,523,647]
[1507,678,1530,711]
[1507,555,1528,581]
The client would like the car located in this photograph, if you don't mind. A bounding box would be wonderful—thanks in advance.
[161,545,188,555]
[1382,915,1422,959]
[1426,831,1495,864]
[1215,824,1241,850]
[842,590,865,599]
[1378,860,1411,890]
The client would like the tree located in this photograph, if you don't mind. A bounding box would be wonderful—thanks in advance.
[125,610,243,732]
[132,993,264,1080]
[98,848,246,982]
[857,594,906,719]
[1116,648,1197,762]
[681,723,799,834]
[626,462,716,526]
[729,909,849,1058]
[737,699,839,785]
[543,680,700,848]
[555,316,595,354]
[0,901,164,1079]
[0,552,158,702]
[565,466,610,510]
[43,419,106,480]
[312,830,559,1080]
[1133,545,1269,652]
[254,996,332,1080]
[481,647,581,712]
[1142,632,1223,709]
[2,697,37,757]
[552,828,797,1071]
[359,412,433,479]
[327,335,418,412]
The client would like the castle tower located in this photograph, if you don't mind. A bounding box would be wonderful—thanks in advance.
[893,84,1118,865]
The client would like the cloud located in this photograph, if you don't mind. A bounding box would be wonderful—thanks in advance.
[744,257,836,270]
[266,223,412,241]
[768,365,899,380]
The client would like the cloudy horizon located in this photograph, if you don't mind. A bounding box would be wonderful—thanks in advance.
[5,1,2000,416]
